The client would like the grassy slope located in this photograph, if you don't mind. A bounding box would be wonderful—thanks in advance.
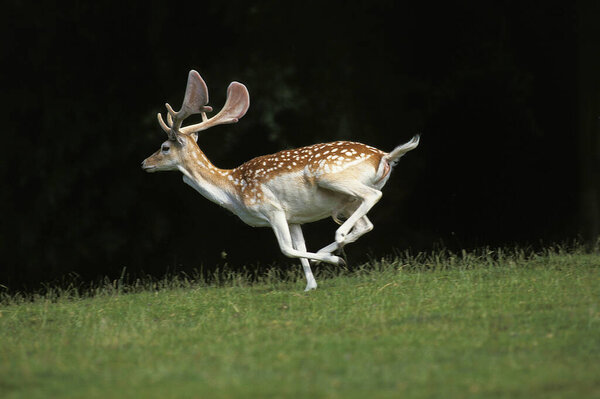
[0,250,599,398]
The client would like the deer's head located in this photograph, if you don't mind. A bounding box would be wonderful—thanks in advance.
[142,70,249,172]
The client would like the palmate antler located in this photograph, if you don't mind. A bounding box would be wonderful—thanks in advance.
[157,70,250,142]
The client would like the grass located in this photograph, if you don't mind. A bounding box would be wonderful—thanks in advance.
[1,248,599,398]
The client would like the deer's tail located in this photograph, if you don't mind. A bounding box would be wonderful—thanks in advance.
[383,135,420,164]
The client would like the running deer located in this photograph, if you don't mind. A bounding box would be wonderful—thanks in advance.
[142,70,420,291]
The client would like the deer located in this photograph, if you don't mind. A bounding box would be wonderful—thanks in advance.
[141,70,420,291]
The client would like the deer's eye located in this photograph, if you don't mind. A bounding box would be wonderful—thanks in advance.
[161,145,170,153]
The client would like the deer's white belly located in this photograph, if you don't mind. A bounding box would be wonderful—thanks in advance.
[227,159,391,227]
[264,171,348,223]
[229,171,347,227]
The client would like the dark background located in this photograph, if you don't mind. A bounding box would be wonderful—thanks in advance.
[3,1,599,289]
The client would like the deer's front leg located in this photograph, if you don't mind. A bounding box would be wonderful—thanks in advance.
[269,211,344,268]
[289,224,317,291]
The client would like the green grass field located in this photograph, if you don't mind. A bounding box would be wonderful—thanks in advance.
[1,249,599,398]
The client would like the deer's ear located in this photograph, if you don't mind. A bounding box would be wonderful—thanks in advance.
[190,132,198,142]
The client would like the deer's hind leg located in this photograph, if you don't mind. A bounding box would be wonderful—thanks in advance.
[316,215,374,257]
[317,180,382,248]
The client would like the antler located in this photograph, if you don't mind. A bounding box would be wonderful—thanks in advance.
[180,82,249,134]
[157,70,250,141]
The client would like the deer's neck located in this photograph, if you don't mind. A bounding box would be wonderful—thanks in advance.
[178,148,236,210]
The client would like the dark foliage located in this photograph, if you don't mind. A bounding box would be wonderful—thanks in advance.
[2,1,594,289]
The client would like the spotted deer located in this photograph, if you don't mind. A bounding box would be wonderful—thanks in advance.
[142,70,420,291]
